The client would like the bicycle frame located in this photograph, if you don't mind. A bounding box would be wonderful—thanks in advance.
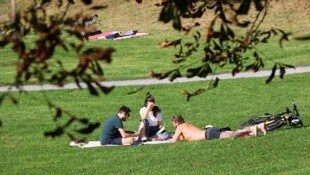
[239,101,303,131]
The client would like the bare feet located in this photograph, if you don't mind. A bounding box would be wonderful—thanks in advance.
[250,125,258,136]
[258,123,267,135]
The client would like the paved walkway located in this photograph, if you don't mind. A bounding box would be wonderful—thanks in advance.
[0,66,309,92]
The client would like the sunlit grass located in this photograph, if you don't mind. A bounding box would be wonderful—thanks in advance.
[1,30,309,85]
[0,1,309,85]
[0,73,309,174]
[0,1,309,174]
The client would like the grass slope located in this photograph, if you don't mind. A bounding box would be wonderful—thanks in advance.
[0,73,309,174]
[0,0,309,85]
[0,1,309,174]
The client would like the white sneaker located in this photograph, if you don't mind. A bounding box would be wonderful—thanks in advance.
[205,125,214,129]
[69,141,79,146]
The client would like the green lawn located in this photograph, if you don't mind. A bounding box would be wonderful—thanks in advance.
[0,32,309,85]
[0,1,309,85]
[0,73,309,174]
[0,1,309,174]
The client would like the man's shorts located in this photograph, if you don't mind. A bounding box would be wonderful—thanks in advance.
[101,137,122,145]
[205,127,222,140]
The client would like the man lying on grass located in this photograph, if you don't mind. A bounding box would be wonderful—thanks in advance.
[169,115,267,143]
[99,106,139,145]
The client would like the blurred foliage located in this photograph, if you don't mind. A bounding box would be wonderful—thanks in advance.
[0,0,113,139]
[0,0,305,138]
[149,0,297,100]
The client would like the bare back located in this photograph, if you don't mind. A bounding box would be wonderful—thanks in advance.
[172,123,206,142]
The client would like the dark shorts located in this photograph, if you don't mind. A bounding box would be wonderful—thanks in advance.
[101,137,122,145]
[205,127,222,140]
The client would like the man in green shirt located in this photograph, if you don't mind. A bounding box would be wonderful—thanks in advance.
[100,106,139,145]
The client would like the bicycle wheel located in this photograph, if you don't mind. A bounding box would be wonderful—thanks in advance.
[299,120,304,127]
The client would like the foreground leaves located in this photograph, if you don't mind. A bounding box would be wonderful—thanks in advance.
[152,0,297,100]
[0,0,112,139]
[44,102,100,140]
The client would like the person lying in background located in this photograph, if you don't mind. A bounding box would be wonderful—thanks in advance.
[170,115,267,143]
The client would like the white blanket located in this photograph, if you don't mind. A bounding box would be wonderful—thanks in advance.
[69,140,170,148]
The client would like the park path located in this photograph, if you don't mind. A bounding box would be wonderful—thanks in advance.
[0,66,310,92]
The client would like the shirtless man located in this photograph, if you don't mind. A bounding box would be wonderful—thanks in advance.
[170,115,267,143]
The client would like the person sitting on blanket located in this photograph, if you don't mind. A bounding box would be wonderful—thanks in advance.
[147,105,172,140]
[137,92,169,141]
[169,115,267,143]
[100,106,139,145]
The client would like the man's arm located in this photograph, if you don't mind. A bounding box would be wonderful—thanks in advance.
[170,127,182,143]
[118,128,138,138]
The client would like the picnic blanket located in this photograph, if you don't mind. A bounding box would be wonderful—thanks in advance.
[88,30,149,40]
[69,140,171,148]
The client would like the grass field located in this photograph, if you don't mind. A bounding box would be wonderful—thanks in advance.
[0,32,309,85]
[0,1,309,174]
[0,0,309,85]
[0,73,309,174]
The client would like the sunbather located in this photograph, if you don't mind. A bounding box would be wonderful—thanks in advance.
[170,115,267,143]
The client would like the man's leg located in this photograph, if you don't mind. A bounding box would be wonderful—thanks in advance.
[219,130,248,139]
[106,137,135,145]
[219,131,234,139]
[102,138,131,145]
[121,137,135,145]
[220,129,251,139]
[220,124,266,139]
[232,128,252,138]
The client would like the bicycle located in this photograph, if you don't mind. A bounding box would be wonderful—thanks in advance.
[239,101,303,131]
